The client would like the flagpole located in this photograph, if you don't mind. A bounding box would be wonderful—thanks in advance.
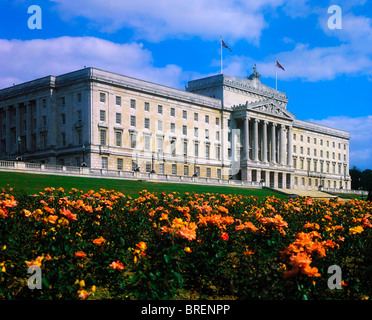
[220,36,223,74]
[275,57,277,90]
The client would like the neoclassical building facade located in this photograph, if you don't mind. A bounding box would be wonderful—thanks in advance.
[0,66,351,190]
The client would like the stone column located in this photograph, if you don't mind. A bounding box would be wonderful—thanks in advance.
[280,124,285,165]
[287,126,293,166]
[244,116,250,160]
[262,120,268,163]
[271,123,276,163]
[26,102,32,151]
[5,106,11,153]
[16,104,21,152]
[253,118,259,161]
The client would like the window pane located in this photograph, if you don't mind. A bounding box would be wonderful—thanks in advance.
[100,93,105,103]
[100,110,106,121]
[116,96,121,105]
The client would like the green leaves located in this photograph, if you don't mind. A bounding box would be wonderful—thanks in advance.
[0,187,370,300]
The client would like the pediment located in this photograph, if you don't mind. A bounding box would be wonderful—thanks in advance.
[248,99,294,120]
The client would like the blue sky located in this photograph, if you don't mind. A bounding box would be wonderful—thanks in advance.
[1,0,371,169]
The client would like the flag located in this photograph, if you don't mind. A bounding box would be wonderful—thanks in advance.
[276,60,285,71]
[221,39,232,52]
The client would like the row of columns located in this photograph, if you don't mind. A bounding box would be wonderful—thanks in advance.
[243,117,293,166]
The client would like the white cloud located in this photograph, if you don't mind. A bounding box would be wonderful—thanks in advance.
[306,116,372,170]
[0,37,183,89]
[50,0,284,42]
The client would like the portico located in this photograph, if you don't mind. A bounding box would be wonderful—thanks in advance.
[232,99,295,188]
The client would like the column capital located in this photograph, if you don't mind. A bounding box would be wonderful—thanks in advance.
[254,118,260,123]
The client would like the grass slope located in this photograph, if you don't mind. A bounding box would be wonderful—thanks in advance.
[0,171,285,199]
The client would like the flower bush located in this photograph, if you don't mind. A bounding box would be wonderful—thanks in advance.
[0,187,371,300]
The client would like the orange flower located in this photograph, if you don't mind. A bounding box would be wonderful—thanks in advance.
[235,221,258,232]
[93,236,105,246]
[60,207,77,221]
[184,247,192,253]
[47,215,58,224]
[136,241,147,252]
[78,289,89,300]
[23,209,32,217]
[25,256,44,268]
[75,251,87,259]
[109,260,124,270]
[220,232,229,241]
[1,199,17,208]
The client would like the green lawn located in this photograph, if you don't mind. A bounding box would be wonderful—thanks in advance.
[0,171,285,199]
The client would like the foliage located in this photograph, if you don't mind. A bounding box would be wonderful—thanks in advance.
[0,187,371,300]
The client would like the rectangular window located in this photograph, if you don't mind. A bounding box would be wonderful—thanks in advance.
[206,144,210,158]
[60,97,65,107]
[100,129,106,145]
[157,120,163,131]
[130,115,136,127]
[216,117,220,126]
[194,127,198,137]
[170,123,175,133]
[101,157,108,169]
[157,137,163,152]
[117,158,123,170]
[172,164,177,175]
[100,110,106,122]
[144,135,151,150]
[206,168,211,178]
[194,113,198,121]
[130,99,136,109]
[116,131,122,147]
[158,105,163,114]
[145,118,150,129]
[183,110,187,119]
[217,169,221,179]
[144,102,150,112]
[184,165,189,176]
[216,145,221,160]
[61,132,66,146]
[61,114,66,125]
[145,161,151,173]
[216,131,220,141]
[171,139,176,156]
[130,133,136,148]
[182,125,187,135]
[205,115,209,123]
[77,92,82,103]
[132,160,137,171]
[100,92,106,103]
[195,166,200,176]
[159,163,164,174]
[194,143,199,157]
[183,141,188,156]
[42,99,47,108]
[116,113,121,124]
[116,96,121,106]
[170,107,175,117]
[77,110,82,121]
[205,129,209,140]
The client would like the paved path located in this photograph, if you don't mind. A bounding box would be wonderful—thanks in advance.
[272,188,338,199]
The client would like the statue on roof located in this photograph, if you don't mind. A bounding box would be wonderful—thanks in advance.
[248,64,261,81]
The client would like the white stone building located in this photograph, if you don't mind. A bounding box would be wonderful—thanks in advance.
[0,66,351,190]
